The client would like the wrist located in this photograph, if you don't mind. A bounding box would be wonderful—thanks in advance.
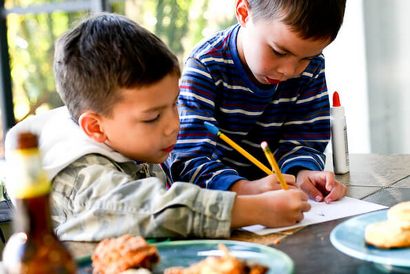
[286,166,306,177]
[231,195,259,228]
[229,179,251,194]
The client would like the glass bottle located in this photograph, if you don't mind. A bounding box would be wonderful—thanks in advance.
[2,132,76,274]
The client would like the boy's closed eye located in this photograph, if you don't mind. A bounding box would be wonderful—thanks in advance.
[140,93,179,124]
[143,114,160,123]
[271,43,322,61]
[303,54,320,61]
[272,48,287,57]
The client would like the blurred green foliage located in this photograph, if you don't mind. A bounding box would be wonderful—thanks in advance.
[6,0,235,122]
[7,11,86,121]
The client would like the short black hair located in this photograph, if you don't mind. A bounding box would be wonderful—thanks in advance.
[248,0,346,41]
[54,13,180,122]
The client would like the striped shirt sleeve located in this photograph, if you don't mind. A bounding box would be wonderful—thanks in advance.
[166,58,245,190]
[276,68,330,174]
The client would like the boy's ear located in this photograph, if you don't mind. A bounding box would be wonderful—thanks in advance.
[78,111,107,143]
[235,0,250,26]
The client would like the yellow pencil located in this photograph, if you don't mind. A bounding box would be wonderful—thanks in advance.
[204,122,272,175]
[260,141,289,190]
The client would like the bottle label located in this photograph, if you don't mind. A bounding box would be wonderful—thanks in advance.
[344,125,350,166]
[6,148,51,198]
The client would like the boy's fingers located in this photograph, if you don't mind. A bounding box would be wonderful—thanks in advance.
[269,174,297,189]
[324,191,339,203]
[286,183,298,189]
[296,212,305,222]
[279,174,296,188]
[302,183,324,202]
[283,174,296,184]
[302,201,311,212]
[324,172,336,191]
[324,183,347,203]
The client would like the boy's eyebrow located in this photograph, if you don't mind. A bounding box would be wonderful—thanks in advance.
[141,93,179,113]
[275,44,322,59]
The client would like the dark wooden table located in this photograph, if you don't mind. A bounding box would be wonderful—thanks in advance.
[66,154,410,273]
[273,154,410,274]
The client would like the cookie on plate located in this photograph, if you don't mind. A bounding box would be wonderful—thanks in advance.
[365,201,410,249]
[92,234,159,274]
[365,221,410,248]
[387,201,410,229]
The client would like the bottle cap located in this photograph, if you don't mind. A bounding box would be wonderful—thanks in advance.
[16,132,38,149]
[333,91,341,107]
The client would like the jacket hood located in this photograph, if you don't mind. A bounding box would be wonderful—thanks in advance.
[5,107,131,180]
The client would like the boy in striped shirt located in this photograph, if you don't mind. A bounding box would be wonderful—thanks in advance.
[166,0,347,203]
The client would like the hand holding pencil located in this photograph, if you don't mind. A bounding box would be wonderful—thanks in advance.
[204,121,293,192]
[260,141,289,190]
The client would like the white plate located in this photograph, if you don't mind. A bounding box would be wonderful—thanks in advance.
[330,210,410,272]
[153,240,294,273]
[77,239,294,273]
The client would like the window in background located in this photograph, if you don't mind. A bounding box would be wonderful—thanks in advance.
[119,0,235,62]
[0,1,96,158]
[4,0,409,155]
[0,0,236,158]
[7,11,87,121]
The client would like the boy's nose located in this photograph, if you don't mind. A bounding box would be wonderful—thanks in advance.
[278,63,298,78]
[164,114,180,137]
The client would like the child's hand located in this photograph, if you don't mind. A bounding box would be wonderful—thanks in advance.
[296,170,347,203]
[231,189,311,228]
[229,174,296,195]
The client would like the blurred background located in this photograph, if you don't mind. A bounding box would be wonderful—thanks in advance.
[0,0,409,158]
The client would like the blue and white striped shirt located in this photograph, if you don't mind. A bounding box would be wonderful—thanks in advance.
[166,24,330,190]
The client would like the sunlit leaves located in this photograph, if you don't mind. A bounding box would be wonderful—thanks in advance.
[6,0,235,122]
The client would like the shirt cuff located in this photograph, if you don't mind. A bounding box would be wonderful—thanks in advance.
[207,173,246,191]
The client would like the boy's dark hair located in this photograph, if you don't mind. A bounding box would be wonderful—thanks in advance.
[54,13,180,122]
[248,0,346,41]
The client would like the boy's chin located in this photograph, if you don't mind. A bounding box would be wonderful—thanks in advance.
[133,156,166,164]
[135,151,171,164]
[145,159,165,164]
[154,154,170,164]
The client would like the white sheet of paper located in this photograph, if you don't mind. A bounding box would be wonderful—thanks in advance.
[242,196,387,235]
